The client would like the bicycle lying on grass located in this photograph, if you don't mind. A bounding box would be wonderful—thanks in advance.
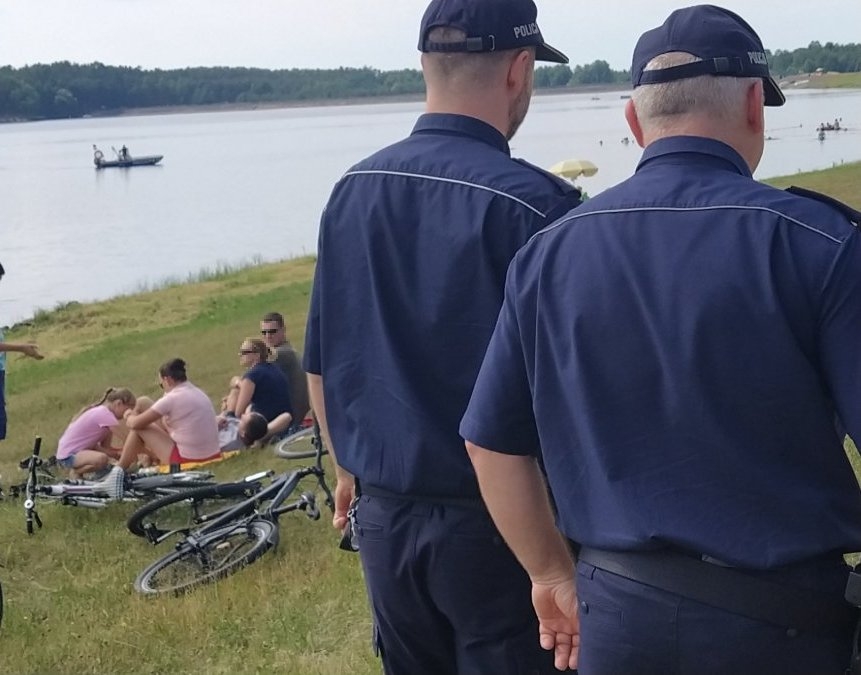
[13,436,215,533]
[133,423,334,596]
[126,470,273,543]
[273,417,329,460]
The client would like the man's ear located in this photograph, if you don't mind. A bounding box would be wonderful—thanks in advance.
[625,99,646,148]
[746,80,765,134]
[507,49,532,93]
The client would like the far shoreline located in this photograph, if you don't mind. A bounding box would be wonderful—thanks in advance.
[102,82,633,119]
[106,75,860,120]
[3,72,857,124]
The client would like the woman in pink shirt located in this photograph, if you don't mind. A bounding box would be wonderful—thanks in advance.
[56,388,136,477]
[118,358,220,470]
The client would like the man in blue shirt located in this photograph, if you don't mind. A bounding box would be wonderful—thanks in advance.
[304,0,580,671]
[462,5,861,674]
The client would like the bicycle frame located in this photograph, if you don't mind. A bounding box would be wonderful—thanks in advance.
[14,435,214,525]
[157,428,333,547]
[23,437,44,535]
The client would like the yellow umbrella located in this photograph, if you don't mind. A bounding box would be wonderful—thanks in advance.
[548,158,599,180]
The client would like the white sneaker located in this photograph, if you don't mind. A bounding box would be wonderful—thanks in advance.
[94,465,125,500]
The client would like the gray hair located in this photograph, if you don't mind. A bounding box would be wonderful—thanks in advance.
[632,52,760,130]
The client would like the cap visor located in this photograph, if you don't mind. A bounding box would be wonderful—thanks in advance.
[536,43,569,64]
[763,76,785,107]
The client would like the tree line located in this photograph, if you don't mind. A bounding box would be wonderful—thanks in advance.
[1,41,858,122]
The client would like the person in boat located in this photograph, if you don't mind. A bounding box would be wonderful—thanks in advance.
[119,145,130,161]
[92,144,104,166]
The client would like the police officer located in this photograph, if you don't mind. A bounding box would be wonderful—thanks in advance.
[304,0,580,671]
[461,5,861,674]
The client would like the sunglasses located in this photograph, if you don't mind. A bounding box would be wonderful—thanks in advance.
[260,328,279,335]
[238,349,256,355]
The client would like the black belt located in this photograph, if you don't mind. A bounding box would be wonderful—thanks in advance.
[578,546,858,637]
[358,481,485,510]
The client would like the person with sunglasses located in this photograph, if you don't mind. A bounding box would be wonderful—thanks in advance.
[222,338,294,444]
[260,312,309,424]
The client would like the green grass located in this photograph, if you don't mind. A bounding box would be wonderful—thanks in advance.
[1,160,860,673]
[765,160,861,210]
[0,256,378,674]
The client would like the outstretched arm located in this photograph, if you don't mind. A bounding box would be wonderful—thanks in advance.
[0,342,44,359]
[308,373,354,531]
[466,442,579,672]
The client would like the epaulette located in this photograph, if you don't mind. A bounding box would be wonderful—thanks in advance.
[786,186,860,228]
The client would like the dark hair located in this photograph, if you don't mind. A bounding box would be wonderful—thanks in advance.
[159,358,188,382]
[241,412,269,446]
[261,312,284,328]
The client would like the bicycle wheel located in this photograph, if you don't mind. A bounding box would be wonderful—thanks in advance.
[127,482,260,539]
[134,519,277,596]
[274,426,328,459]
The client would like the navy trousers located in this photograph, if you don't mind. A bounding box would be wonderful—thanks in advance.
[576,559,854,675]
[354,493,563,675]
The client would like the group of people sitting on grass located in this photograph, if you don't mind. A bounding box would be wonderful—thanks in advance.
[54,311,309,482]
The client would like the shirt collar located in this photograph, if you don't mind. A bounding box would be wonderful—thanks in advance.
[412,113,510,155]
[636,136,752,178]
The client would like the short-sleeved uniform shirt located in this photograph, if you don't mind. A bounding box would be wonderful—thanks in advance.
[151,381,219,459]
[461,136,861,567]
[243,361,292,423]
[305,113,580,498]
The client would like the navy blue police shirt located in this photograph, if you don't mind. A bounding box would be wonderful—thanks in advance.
[304,113,580,498]
[461,135,861,567]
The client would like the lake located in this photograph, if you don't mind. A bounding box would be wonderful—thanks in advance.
[1,87,860,325]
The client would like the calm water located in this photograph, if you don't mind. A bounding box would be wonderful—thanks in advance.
[2,88,860,324]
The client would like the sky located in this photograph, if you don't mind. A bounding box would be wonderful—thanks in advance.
[0,0,858,73]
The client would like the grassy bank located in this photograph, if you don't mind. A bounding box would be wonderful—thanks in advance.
[784,71,861,89]
[1,160,860,674]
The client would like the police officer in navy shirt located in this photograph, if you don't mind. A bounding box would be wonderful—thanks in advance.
[304,0,580,671]
[462,5,861,674]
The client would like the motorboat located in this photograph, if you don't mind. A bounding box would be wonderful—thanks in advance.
[92,144,163,169]
[95,155,163,169]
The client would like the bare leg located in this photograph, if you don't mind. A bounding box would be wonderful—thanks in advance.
[118,424,174,470]
[71,449,112,475]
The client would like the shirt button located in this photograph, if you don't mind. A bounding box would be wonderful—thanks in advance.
[579,601,589,614]
[786,628,799,638]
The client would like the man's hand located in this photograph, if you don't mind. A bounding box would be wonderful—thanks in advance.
[533,577,580,671]
[332,469,355,531]
[22,344,44,360]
